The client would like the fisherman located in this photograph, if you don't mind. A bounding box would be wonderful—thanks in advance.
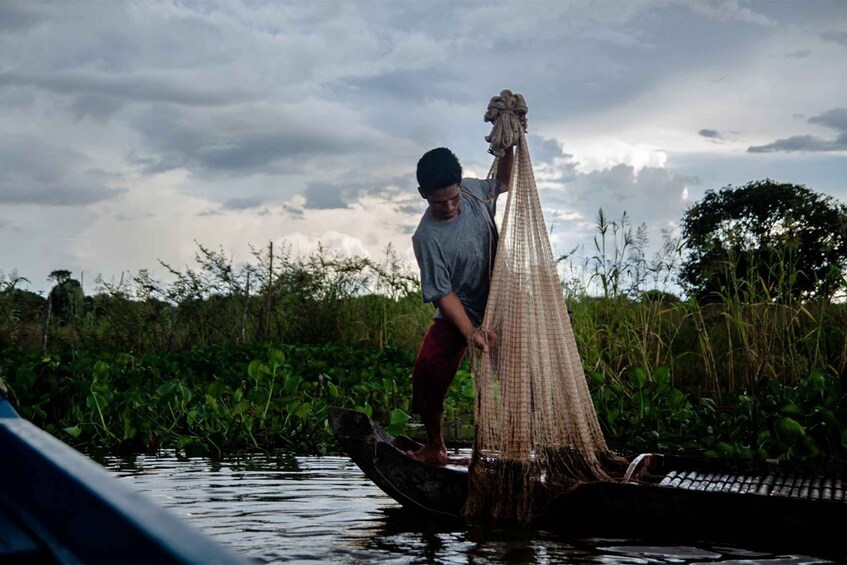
[407,117,525,465]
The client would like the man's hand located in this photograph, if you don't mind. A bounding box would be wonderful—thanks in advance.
[468,327,496,352]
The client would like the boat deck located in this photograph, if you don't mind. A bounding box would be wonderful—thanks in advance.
[657,469,846,499]
[625,452,847,502]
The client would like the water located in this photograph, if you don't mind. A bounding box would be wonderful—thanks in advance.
[100,452,834,564]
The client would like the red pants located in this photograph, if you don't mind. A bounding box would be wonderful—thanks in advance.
[411,318,468,416]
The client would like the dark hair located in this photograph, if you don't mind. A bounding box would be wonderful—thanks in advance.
[416,147,462,194]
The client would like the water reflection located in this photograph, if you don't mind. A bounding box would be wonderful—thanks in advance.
[98,452,834,564]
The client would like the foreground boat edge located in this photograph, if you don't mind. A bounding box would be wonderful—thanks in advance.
[0,393,251,564]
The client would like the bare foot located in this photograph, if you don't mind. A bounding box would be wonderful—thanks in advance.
[405,445,448,466]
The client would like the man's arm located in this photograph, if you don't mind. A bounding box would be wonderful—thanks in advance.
[437,292,494,352]
[495,146,514,192]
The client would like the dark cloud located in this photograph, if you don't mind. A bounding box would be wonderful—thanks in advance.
[304,183,348,210]
[748,134,847,153]
[69,94,124,121]
[0,183,126,206]
[784,49,811,59]
[222,197,265,210]
[115,212,154,222]
[129,106,362,178]
[0,70,252,108]
[398,202,425,216]
[809,108,847,131]
[551,159,579,184]
[0,137,126,205]
[757,1,846,24]
[357,177,417,203]
[748,108,847,153]
[1,2,236,75]
[535,162,697,268]
[682,0,772,25]
[527,135,565,165]
[283,204,304,219]
[822,30,847,45]
[0,2,46,32]
[322,0,781,150]
[337,68,468,105]
[194,134,317,173]
[543,163,694,230]
[197,209,223,217]
[699,129,723,139]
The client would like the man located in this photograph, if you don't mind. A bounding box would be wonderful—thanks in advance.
[408,141,516,465]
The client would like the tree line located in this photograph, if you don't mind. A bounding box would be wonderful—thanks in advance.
[1,178,846,393]
[1,179,846,459]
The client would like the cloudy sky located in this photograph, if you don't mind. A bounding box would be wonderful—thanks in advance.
[1,0,846,295]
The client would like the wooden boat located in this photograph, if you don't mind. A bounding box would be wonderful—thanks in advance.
[329,406,847,559]
[0,392,247,564]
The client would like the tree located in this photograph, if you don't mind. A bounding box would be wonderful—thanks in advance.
[48,270,73,286]
[0,272,40,342]
[47,270,84,321]
[679,180,847,302]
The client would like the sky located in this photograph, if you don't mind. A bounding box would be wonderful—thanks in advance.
[1,0,846,296]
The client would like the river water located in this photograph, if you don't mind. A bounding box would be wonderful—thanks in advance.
[100,451,832,564]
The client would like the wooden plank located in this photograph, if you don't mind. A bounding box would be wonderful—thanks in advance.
[729,475,744,494]
[688,472,707,491]
[757,473,776,496]
[743,475,760,495]
[702,473,719,492]
[659,470,680,487]
[774,474,791,497]
[677,471,693,489]
[799,477,810,499]
[810,477,820,500]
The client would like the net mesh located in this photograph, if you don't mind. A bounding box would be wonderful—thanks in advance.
[463,90,627,523]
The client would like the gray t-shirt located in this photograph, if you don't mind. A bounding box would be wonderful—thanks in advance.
[412,178,501,326]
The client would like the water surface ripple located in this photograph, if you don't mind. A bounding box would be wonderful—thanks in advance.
[100,452,833,564]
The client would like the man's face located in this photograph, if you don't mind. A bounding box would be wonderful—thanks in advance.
[421,183,461,222]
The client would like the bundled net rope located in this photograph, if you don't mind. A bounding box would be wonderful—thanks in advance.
[463,90,627,523]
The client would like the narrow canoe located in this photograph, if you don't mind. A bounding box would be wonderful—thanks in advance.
[329,406,847,559]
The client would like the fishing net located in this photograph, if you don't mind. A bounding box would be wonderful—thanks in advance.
[463,90,626,523]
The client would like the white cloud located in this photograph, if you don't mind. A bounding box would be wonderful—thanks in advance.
[42,170,423,294]
[682,0,773,26]
[568,140,668,175]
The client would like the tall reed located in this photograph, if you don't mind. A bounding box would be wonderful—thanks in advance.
[562,210,846,401]
[3,217,845,400]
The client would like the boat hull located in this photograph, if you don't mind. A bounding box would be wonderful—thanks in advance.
[329,406,847,559]
[0,394,247,564]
